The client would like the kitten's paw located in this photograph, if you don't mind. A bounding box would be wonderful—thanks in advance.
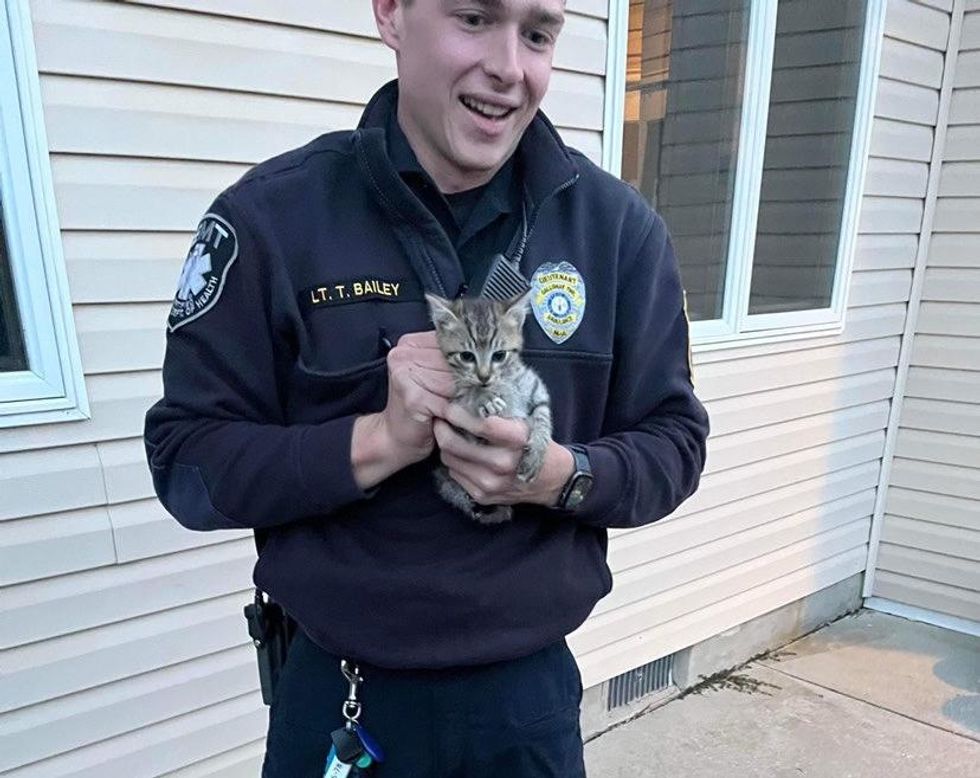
[472,505,512,524]
[479,396,508,418]
[517,445,546,484]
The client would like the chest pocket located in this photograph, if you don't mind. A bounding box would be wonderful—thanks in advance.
[286,294,433,425]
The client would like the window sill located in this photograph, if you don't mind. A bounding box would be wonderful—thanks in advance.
[692,321,849,362]
[0,404,91,430]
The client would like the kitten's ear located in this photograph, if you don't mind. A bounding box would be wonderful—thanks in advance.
[501,291,530,329]
[425,293,458,329]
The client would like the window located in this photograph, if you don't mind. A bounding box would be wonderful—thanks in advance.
[0,217,28,373]
[0,0,87,427]
[606,0,887,345]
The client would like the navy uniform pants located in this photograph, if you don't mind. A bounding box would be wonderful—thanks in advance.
[262,629,587,777]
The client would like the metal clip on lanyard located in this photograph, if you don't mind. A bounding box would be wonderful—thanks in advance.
[324,660,385,776]
[341,659,363,730]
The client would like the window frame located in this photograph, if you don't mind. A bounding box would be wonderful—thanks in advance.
[603,0,888,350]
[0,0,87,428]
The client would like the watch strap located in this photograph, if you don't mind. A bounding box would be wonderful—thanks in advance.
[557,444,592,510]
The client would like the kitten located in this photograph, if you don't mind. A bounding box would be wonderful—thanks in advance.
[426,292,553,524]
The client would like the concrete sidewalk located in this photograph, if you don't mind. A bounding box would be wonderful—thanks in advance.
[584,610,979,777]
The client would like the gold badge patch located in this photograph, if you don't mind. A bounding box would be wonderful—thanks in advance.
[530,262,586,344]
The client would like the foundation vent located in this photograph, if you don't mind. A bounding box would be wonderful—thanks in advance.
[606,654,675,710]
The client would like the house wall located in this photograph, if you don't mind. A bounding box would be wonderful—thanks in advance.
[871,0,980,624]
[572,0,949,684]
[0,0,956,775]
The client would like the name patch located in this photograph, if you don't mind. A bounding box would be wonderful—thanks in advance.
[530,261,586,344]
[301,277,417,309]
[168,212,238,332]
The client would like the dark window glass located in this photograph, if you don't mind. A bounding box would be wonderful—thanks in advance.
[0,208,28,372]
[622,0,750,322]
[749,0,867,315]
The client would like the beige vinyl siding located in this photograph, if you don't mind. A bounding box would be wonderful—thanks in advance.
[872,1,980,624]
[0,1,608,775]
[569,0,948,684]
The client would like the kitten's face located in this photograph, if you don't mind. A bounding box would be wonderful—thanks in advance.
[426,293,528,389]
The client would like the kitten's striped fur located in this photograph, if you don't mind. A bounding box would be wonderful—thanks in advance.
[426,292,552,524]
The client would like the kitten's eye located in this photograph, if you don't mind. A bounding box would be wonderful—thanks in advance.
[459,351,477,364]
[491,351,507,363]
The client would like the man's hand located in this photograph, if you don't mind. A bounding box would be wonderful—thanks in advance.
[352,331,455,490]
[433,404,574,508]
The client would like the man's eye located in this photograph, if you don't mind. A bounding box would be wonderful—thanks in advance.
[459,13,486,28]
[491,351,507,363]
[525,30,553,48]
[459,352,477,363]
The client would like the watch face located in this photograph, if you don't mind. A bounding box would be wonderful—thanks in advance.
[566,473,594,509]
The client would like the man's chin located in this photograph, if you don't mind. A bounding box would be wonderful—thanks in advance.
[455,146,514,176]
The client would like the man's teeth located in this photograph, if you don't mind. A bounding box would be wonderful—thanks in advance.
[461,96,511,118]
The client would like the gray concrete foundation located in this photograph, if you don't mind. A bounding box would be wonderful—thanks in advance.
[580,574,864,739]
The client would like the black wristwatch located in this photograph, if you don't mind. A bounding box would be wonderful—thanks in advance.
[556,445,594,511]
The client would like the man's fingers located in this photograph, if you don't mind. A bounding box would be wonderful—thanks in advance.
[482,416,531,449]
[446,468,485,503]
[442,404,483,437]
[390,348,452,372]
[445,466,519,507]
[408,366,456,399]
[434,420,519,475]
[397,330,439,348]
[443,404,529,448]
[412,394,449,423]
[483,415,530,448]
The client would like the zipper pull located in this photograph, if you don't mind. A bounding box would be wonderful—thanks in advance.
[378,328,393,355]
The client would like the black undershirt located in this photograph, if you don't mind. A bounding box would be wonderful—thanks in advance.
[444,185,488,234]
[387,113,523,292]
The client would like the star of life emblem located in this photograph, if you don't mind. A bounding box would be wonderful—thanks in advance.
[530,261,586,344]
[176,243,212,301]
[168,212,238,331]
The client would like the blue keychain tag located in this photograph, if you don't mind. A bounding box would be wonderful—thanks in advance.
[354,723,386,763]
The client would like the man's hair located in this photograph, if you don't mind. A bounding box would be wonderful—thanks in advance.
[401,0,566,7]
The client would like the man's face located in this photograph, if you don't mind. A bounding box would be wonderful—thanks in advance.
[378,0,565,192]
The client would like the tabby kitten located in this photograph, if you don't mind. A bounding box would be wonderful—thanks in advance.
[426,292,552,524]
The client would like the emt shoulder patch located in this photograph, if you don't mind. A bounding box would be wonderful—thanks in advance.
[168,212,239,332]
[530,261,586,344]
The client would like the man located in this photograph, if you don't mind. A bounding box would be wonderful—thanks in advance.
[144,0,709,775]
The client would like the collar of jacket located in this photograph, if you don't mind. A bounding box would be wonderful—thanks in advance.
[355,80,578,218]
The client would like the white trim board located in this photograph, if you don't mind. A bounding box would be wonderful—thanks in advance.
[863,0,966,599]
[865,596,980,638]
[601,0,629,174]
[0,0,87,427]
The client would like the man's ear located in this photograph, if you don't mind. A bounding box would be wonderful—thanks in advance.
[373,0,405,52]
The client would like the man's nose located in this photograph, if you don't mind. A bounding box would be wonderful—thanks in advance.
[483,28,522,85]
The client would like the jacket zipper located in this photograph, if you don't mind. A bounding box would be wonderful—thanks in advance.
[512,173,581,266]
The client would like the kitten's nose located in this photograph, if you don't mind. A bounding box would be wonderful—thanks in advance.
[477,371,491,385]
